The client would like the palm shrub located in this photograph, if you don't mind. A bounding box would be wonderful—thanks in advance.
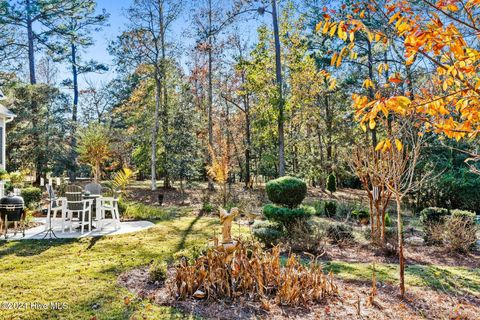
[326,173,337,193]
[263,176,310,232]
[77,123,111,182]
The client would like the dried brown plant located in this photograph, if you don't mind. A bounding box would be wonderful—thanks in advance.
[171,241,337,307]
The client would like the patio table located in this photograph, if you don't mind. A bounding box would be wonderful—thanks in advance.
[75,194,101,230]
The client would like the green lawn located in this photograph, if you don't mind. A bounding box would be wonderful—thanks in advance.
[0,211,478,319]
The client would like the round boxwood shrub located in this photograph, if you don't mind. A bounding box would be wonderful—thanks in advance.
[420,207,449,243]
[265,176,307,208]
[420,207,449,225]
[263,204,314,226]
[324,201,337,217]
[326,173,337,193]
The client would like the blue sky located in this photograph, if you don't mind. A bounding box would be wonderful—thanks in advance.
[61,0,269,88]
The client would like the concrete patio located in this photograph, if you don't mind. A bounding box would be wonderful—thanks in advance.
[2,217,155,240]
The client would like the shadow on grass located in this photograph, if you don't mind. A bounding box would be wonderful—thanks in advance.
[323,260,480,297]
[174,215,202,253]
[86,236,104,250]
[407,264,480,296]
[0,238,78,258]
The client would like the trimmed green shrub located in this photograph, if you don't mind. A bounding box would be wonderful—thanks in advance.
[326,173,337,193]
[265,176,307,208]
[288,220,326,253]
[263,204,314,227]
[420,207,449,243]
[352,209,369,224]
[148,261,168,283]
[20,187,42,209]
[252,221,284,247]
[327,223,354,243]
[420,207,449,224]
[324,201,337,217]
[451,209,476,224]
[384,212,392,227]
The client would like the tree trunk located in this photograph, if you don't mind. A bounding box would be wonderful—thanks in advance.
[151,72,161,191]
[26,0,36,85]
[271,0,285,177]
[159,3,170,189]
[396,194,405,297]
[26,0,42,184]
[242,76,251,188]
[70,42,79,181]
[207,0,215,190]
[324,95,333,173]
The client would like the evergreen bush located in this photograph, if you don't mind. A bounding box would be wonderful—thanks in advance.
[326,173,337,193]
[263,204,314,227]
[252,221,284,247]
[265,176,307,208]
[324,201,337,217]
[20,187,42,210]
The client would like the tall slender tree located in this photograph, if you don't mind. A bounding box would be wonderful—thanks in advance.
[111,0,181,191]
[0,0,77,182]
[50,0,109,180]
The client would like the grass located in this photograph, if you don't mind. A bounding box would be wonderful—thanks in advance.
[120,201,191,221]
[0,212,218,319]
[0,209,478,319]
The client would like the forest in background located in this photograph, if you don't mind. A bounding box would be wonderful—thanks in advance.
[0,0,479,214]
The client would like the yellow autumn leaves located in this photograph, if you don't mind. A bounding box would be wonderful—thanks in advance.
[375,139,403,153]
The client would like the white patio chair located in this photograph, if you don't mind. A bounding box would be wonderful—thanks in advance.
[45,184,66,231]
[65,185,93,234]
[96,197,120,230]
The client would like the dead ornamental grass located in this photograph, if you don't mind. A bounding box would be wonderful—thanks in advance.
[172,242,337,307]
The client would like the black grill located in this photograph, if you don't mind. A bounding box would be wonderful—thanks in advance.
[0,195,25,222]
[0,195,25,238]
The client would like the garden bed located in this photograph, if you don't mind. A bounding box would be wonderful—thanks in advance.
[119,266,480,319]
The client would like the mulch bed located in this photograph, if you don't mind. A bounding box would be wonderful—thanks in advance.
[118,265,480,320]
[320,241,480,269]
